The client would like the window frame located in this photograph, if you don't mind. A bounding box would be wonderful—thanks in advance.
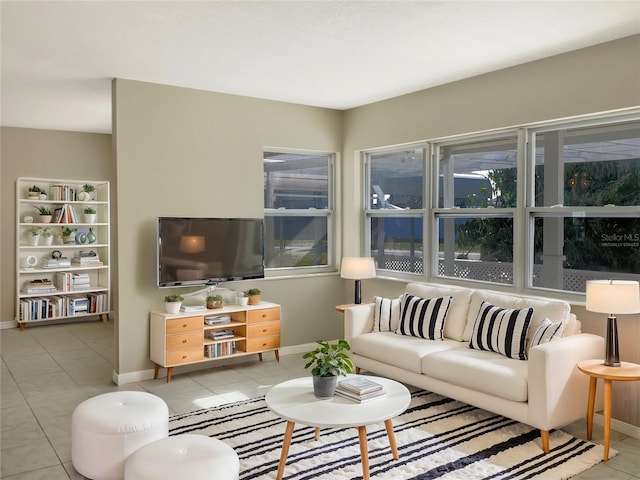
[263,148,336,276]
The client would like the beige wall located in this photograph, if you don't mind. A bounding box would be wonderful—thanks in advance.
[112,79,346,376]
[0,127,114,325]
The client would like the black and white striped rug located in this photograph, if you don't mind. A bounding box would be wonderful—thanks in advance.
[169,390,610,479]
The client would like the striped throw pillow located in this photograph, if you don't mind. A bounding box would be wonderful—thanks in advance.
[469,301,533,360]
[372,296,402,332]
[529,318,564,353]
[396,294,452,340]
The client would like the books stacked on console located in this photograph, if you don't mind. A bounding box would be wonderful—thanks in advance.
[335,377,386,403]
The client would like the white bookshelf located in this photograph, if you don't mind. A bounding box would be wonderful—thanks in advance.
[15,177,111,330]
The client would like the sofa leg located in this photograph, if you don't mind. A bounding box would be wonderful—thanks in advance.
[540,430,549,453]
[355,367,361,374]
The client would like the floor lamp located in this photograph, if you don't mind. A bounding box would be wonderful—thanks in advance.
[586,280,640,367]
[340,257,376,304]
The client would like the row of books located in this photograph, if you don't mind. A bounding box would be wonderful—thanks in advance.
[49,185,82,202]
[50,204,82,223]
[205,341,237,358]
[334,377,387,403]
[55,272,91,292]
[18,292,109,321]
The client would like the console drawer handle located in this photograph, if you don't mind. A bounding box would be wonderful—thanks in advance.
[182,339,187,343]
[182,324,188,328]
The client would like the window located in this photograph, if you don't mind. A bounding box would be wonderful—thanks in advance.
[528,119,640,292]
[365,146,425,275]
[263,150,334,271]
[435,134,520,285]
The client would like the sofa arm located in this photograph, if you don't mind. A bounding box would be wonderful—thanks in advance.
[344,304,375,344]
[528,333,604,430]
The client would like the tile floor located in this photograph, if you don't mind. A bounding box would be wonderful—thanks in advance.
[1,320,639,479]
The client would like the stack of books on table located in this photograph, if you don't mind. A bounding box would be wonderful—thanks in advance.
[335,377,386,403]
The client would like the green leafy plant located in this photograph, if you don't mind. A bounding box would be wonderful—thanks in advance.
[163,294,184,303]
[245,288,261,296]
[84,207,96,215]
[303,340,354,377]
[28,227,42,236]
[206,294,223,302]
[82,184,95,193]
[61,226,77,237]
[40,227,53,238]
[28,185,43,193]
[33,205,52,215]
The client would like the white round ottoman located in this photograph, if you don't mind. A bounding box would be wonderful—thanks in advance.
[124,434,240,480]
[71,391,169,480]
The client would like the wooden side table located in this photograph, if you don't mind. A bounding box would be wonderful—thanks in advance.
[577,359,640,461]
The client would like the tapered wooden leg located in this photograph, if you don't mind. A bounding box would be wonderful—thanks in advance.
[153,364,160,380]
[275,349,280,362]
[314,427,321,440]
[385,419,400,460]
[358,426,370,480]
[166,367,173,383]
[19,323,26,331]
[258,352,263,361]
[603,379,612,461]
[276,421,295,480]
[355,366,361,374]
[540,430,549,454]
[586,376,597,440]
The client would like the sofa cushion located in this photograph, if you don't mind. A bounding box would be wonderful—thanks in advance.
[351,332,465,374]
[372,296,402,332]
[405,283,473,341]
[463,291,571,347]
[396,294,452,340]
[469,302,533,360]
[422,348,529,402]
[529,318,564,353]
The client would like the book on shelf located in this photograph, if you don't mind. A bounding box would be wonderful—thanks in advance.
[205,341,237,358]
[334,385,387,403]
[204,315,231,325]
[207,329,235,340]
[338,377,384,395]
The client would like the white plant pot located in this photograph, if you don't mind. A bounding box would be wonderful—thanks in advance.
[165,302,182,314]
[84,213,97,224]
[29,235,40,246]
[41,236,53,246]
[237,297,249,306]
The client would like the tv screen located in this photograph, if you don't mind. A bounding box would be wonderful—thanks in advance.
[157,217,264,287]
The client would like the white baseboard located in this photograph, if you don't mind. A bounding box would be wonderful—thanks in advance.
[112,344,317,386]
[594,413,640,440]
[1,320,18,329]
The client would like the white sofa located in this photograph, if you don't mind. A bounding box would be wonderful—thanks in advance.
[344,282,604,453]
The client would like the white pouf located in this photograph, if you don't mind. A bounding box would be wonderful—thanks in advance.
[71,391,169,480]
[124,434,240,480]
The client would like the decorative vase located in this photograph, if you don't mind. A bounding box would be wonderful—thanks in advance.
[312,375,338,399]
[87,228,96,244]
[39,215,52,223]
[165,302,182,314]
[248,295,261,305]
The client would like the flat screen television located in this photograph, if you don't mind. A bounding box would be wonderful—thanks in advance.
[157,217,264,287]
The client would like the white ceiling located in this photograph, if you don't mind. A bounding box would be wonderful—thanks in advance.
[2,1,639,134]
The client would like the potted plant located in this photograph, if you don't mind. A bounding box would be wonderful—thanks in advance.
[303,339,354,399]
[40,226,54,246]
[84,206,97,224]
[236,291,249,306]
[61,226,77,244]
[245,288,261,305]
[27,185,44,199]
[33,205,52,223]
[206,294,224,309]
[82,183,95,200]
[163,294,184,314]
[28,226,41,246]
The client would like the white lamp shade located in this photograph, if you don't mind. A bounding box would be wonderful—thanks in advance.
[179,235,206,253]
[340,257,376,280]
[586,280,640,315]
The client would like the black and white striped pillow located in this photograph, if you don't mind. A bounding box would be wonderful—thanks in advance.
[395,294,452,340]
[469,301,533,360]
[529,318,564,353]
[372,296,402,332]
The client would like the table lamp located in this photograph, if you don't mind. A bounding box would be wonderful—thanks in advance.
[340,257,376,304]
[586,279,640,367]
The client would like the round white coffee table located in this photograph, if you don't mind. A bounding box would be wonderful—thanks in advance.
[265,375,411,480]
